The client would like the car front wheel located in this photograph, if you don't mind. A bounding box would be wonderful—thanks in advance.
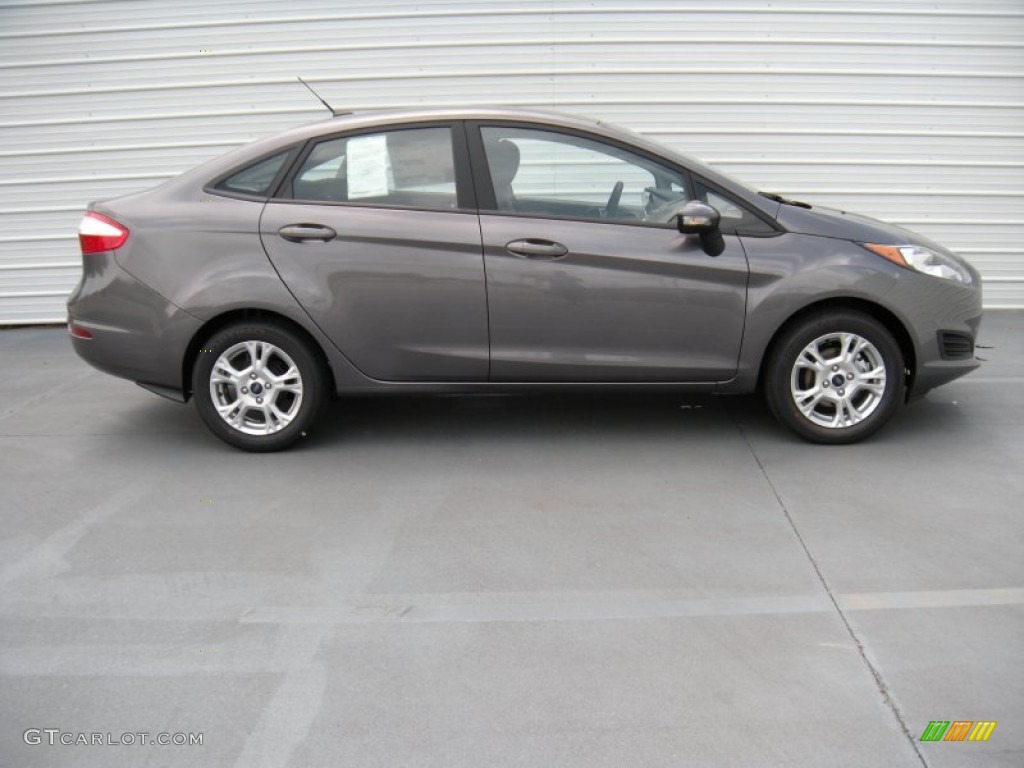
[765,311,905,444]
[192,321,327,452]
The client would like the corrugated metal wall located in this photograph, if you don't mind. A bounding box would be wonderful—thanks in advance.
[1,0,1022,324]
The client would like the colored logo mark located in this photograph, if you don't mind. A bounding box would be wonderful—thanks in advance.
[920,720,996,742]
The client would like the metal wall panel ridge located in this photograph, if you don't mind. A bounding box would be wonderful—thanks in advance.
[0,0,1020,323]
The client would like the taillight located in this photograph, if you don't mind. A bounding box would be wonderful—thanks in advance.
[68,322,93,340]
[78,211,128,254]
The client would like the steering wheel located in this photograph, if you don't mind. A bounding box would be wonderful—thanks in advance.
[605,180,624,219]
[643,185,677,211]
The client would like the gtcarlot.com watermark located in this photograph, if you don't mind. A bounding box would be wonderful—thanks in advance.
[24,728,203,747]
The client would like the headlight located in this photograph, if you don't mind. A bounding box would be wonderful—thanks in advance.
[862,243,973,285]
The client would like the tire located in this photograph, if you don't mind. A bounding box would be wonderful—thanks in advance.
[764,311,905,444]
[192,321,327,452]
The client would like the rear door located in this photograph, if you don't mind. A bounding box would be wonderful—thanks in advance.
[260,122,488,381]
[468,123,749,382]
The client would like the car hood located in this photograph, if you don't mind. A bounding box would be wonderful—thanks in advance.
[775,203,951,252]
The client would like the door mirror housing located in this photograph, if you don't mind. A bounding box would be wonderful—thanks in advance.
[677,201,725,256]
[676,200,721,234]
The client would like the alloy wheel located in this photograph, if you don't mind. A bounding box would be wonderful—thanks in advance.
[209,340,304,435]
[789,332,887,429]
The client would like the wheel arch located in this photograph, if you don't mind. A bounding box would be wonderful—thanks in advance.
[181,308,336,400]
[756,297,917,399]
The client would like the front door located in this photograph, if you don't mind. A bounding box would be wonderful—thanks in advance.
[470,124,749,382]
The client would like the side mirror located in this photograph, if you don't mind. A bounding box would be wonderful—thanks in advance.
[676,201,725,257]
[676,201,721,234]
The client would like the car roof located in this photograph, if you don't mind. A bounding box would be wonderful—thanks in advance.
[330,106,600,124]
[267,106,630,147]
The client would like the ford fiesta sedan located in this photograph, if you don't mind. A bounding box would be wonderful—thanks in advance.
[68,108,982,451]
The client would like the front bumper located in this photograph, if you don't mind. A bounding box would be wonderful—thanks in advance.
[885,271,983,396]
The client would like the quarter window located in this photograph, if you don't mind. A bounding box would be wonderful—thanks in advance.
[694,180,775,235]
[287,127,457,210]
[479,126,687,225]
[214,150,290,197]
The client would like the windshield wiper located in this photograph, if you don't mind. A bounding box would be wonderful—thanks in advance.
[759,191,812,209]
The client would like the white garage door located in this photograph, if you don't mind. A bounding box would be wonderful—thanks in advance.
[1,0,1021,324]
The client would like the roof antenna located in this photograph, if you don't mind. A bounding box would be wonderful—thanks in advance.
[297,76,344,116]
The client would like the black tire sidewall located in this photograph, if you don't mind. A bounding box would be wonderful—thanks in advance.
[192,322,326,452]
[766,312,905,444]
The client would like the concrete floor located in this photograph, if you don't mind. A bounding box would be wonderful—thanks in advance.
[1,312,1022,768]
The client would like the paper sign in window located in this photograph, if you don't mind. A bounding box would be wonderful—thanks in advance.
[346,135,391,199]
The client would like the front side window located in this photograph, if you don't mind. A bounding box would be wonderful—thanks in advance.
[480,126,687,225]
[287,126,457,210]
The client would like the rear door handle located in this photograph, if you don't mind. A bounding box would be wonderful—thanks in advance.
[505,239,569,260]
[278,223,337,243]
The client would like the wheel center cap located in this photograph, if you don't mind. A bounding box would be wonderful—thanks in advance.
[831,374,845,387]
[250,382,264,396]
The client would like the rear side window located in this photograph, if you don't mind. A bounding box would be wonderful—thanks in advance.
[214,151,290,196]
[286,126,457,210]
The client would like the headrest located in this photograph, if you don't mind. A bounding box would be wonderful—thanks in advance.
[489,139,520,186]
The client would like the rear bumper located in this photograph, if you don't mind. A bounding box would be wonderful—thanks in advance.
[66,253,202,394]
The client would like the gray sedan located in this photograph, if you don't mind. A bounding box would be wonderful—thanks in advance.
[68,108,982,451]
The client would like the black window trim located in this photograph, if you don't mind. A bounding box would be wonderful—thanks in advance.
[270,120,477,214]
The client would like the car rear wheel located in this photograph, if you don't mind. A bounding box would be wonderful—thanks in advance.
[765,311,905,444]
[192,322,327,452]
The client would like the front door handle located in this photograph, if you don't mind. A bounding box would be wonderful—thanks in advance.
[278,223,337,243]
[505,239,569,260]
